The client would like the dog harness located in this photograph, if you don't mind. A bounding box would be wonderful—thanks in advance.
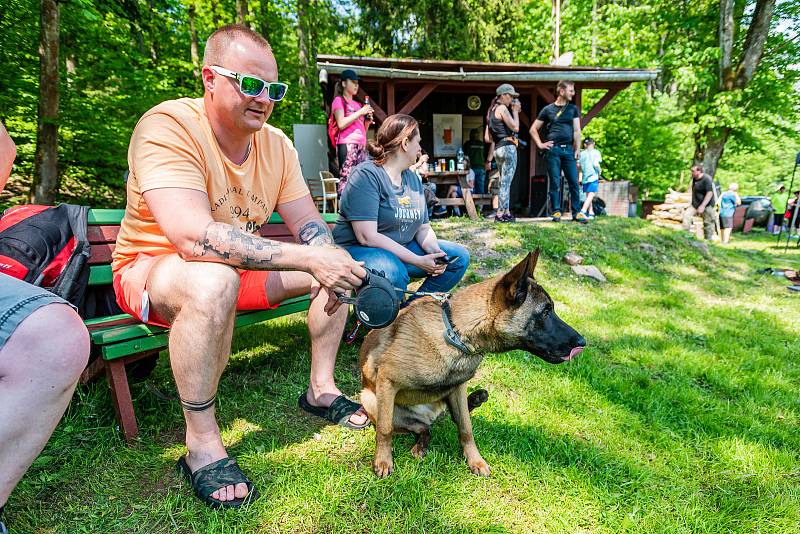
[338,270,475,354]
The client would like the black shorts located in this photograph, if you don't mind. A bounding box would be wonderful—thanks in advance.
[720,216,734,229]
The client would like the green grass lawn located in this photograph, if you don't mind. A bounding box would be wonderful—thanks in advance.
[8,218,800,533]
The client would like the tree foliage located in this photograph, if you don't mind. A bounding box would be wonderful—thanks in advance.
[0,0,797,208]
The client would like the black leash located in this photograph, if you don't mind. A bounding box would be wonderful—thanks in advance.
[345,286,475,354]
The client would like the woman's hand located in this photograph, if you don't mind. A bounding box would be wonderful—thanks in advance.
[359,105,374,117]
[413,251,447,276]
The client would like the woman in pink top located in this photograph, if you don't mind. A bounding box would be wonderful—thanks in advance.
[332,69,373,194]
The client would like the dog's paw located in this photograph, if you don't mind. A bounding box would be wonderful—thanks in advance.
[410,442,428,459]
[373,458,394,478]
[467,389,489,412]
[468,458,491,477]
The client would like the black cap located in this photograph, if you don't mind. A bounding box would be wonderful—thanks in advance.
[341,69,359,81]
[583,137,595,146]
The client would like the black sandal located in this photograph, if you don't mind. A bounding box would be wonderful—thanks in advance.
[298,393,371,430]
[176,456,260,509]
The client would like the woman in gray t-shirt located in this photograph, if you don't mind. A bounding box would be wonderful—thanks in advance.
[333,114,470,304]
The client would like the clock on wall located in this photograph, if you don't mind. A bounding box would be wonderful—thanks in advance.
[467,95,481,111]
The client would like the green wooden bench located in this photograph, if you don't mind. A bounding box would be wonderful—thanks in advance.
[79,209,336,443]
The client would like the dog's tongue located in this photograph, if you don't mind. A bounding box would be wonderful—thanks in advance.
[563,347,584,361]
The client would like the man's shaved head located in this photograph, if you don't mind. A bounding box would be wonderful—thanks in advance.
[203,24,272,66]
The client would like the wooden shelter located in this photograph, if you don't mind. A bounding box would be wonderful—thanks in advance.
[317,55,657,215]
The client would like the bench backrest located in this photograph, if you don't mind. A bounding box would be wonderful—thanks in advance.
[87,209,338,287]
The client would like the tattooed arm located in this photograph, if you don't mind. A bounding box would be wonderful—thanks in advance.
[276,195,337,248]
[295,219,335,247]
[192,221,299,270]
[143,188,365,293]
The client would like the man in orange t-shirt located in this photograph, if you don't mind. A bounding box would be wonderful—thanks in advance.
[113,25,367,509]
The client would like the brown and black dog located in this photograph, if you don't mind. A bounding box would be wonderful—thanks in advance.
[359,249,586,477]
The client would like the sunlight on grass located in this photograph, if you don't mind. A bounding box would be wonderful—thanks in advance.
[8,218,800,532]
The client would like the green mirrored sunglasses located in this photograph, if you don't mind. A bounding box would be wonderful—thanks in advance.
[210,65,288,101]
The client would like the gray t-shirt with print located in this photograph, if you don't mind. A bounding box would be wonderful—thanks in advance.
[333,160,429,247]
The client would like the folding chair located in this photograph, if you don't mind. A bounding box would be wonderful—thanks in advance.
[308,171,339,214]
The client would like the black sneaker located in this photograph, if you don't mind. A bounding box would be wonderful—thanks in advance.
[552,211,562,222]
[502,213,516,223]
[484,209,498,219]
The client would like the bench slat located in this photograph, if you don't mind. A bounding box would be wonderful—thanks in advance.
[89,265,113,286]
[98,297,311,360]
[89,243,114,265]
[88,209,127,225]
[87,225,120,243]
[84,313,139,330]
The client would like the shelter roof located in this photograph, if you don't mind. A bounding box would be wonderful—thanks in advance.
[317,55,658,83]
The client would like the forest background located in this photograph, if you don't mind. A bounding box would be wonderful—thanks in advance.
[0,0,798,209]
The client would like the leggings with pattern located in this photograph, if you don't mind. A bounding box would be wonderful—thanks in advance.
[337,143,367,195]
[494,144,517,211]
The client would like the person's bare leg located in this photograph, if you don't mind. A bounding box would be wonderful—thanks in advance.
[146,256,248,503]
[266,271,367,426]
[722,228,732,243]
[581,191,595,214]
[0,304,89,506]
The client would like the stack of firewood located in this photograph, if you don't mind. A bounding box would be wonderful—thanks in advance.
[646,189,691,228]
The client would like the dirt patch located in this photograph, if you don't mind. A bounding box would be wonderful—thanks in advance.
[434,221,515,277]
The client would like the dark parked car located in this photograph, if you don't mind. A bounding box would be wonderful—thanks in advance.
[739,196,773,226]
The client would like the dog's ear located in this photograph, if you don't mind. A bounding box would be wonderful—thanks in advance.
[528,248,540,278]
[498,252,533,305]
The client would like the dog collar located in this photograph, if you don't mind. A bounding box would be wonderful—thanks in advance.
[440,298,476,354]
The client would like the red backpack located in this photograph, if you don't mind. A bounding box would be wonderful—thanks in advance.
[327,96,355,147]
[0,204,91,308]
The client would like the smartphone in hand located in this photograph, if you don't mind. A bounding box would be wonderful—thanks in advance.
[434,255,459,266]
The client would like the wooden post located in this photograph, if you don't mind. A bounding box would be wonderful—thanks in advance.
[106,359,139,443]
[387,81,396,115]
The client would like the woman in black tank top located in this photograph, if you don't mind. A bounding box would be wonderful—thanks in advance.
[485,84,521,222]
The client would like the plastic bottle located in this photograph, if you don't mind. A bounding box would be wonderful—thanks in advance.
[456,147,465,170]
[363,96,373,122]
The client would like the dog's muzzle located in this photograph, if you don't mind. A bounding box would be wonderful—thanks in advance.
[336,269,401,329]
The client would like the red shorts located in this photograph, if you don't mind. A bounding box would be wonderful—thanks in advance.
[113,253,279,328]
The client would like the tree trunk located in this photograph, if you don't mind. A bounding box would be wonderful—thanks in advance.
[259,0,269,41]
[719,0,734,87]
[692,0,776,178]
[33,0,60,205]
[701,127,731,178]
[296,0,310,120]
[591,0,597,61]
[236,0,249,27]
[551,0,560,63]
[735,0,775,88]
[188,1,200,77]
[210,0,219,28]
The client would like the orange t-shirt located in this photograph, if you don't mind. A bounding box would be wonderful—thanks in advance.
[112,97,309,273]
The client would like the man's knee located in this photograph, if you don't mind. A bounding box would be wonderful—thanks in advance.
[148,261,240,327]
[188,264,240,312]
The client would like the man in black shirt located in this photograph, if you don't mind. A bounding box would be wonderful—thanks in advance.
[681,164,717,239]
[463,128,486,194]
[530,80,583,222]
